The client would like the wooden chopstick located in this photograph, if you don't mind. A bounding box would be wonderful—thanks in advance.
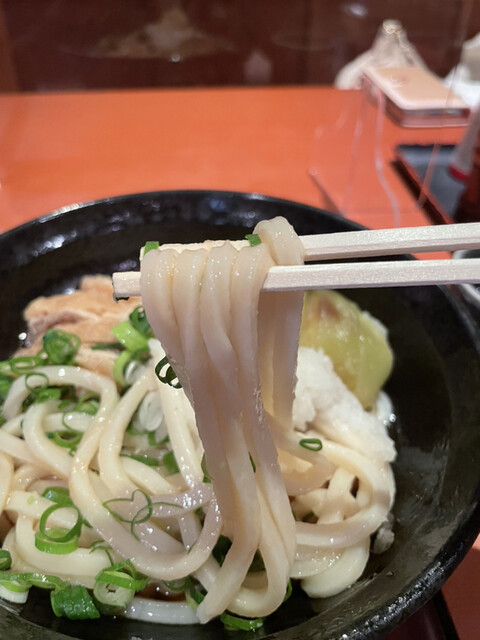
[113,258,480,296]
[112,223,480,298]
[301,222,480,260]
[262,258,480,291]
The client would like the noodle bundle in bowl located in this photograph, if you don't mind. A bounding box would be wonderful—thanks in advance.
[0,190,479,640]
[0,216,396,630]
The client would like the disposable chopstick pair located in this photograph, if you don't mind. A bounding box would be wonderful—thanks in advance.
[112,222,480,297]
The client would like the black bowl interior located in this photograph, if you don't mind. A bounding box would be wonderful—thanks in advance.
[0,190,479,640]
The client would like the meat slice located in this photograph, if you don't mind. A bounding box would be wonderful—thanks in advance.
[23,275,141,346]
[16,275,142,377]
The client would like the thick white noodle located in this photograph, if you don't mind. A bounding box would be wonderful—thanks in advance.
[124,597,199,624]
[140,218,306,622]
[0,453,13,515]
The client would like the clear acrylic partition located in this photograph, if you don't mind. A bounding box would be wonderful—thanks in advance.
[309,0,478,229]
[309,84,402,227]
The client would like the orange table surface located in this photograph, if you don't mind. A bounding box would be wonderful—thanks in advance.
[0,86,464,232]
[0,85,478,637]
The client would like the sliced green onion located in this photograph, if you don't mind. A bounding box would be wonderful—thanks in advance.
[38,502,82,543]
[0,373,14,401]
[73,392,100,415]
[200,453,212,483]
[155,356,181,389]
[9,355,44,375]
[39,505,82,541]
[103,490,151,525]
[163,578,190,593]
[42,329,81,365]
[0,360,11,374]
[103,489,181,540]
[103,490,154,541]
[220,611,265,631]
[93,581,134,608]
[299,437,323,451]
[0,579,30,594]
[51,584,100,620]
[0,581,29,603]
[90,341,123,351]
[249,453,256,473]
[0,550,12,571]
[41,486,73,507]
[25,372,49,392]
[162,450,180,475]
[129,306,152,337]
[147,430,168,446]
[89,541,114,565]
[125,424,147,436]
[111,321,149,353]
[23,373,64,406]
[51,430,82,451]
[120,452,159,467]
[284,579,293,602]
[245,233,262,247]
[143,241,159,255]
[34,533,79,555]
[95,561,148,591]
[34,387,62,403]
[185,580,205,609]
[113,350,133,387]
[0,570,63,591]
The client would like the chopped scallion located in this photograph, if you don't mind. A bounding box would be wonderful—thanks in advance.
[9,355,44,375]
[129,306,152,337]
[299,437,323,451]
[90,341,123,351]
[284,579,293,602]
[120,452,159,467]
[42,329,81,365]
[200,453,212,483]
[143,241,159,255]
[51,430,82,451]
[41,486,73,507]
[245,233,262,247]
[93,581,134,609]
[0,550,12,571]
[50,584,100,620]
[34,533,79,555]
[0,373,14,402]
[35,502,82,552]
[220,611,265,631]
[0,580,29,603]
[95,561,148,592]
[89,541,114,565]
[111,321,149,353]
[162,450,180,475]
[113,350,133,387]
[155,356,181,389]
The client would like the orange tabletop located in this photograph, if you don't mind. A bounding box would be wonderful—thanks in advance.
[0,86,463,233]
[0,85,477,637]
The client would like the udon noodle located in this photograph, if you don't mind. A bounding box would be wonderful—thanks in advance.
[0,217,395,627]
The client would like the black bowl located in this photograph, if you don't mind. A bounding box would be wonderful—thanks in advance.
[1,190,479,640]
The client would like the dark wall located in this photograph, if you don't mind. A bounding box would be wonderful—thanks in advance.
[1,0,479,92]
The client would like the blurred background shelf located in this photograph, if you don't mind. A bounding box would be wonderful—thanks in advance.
[1,0,479,93]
